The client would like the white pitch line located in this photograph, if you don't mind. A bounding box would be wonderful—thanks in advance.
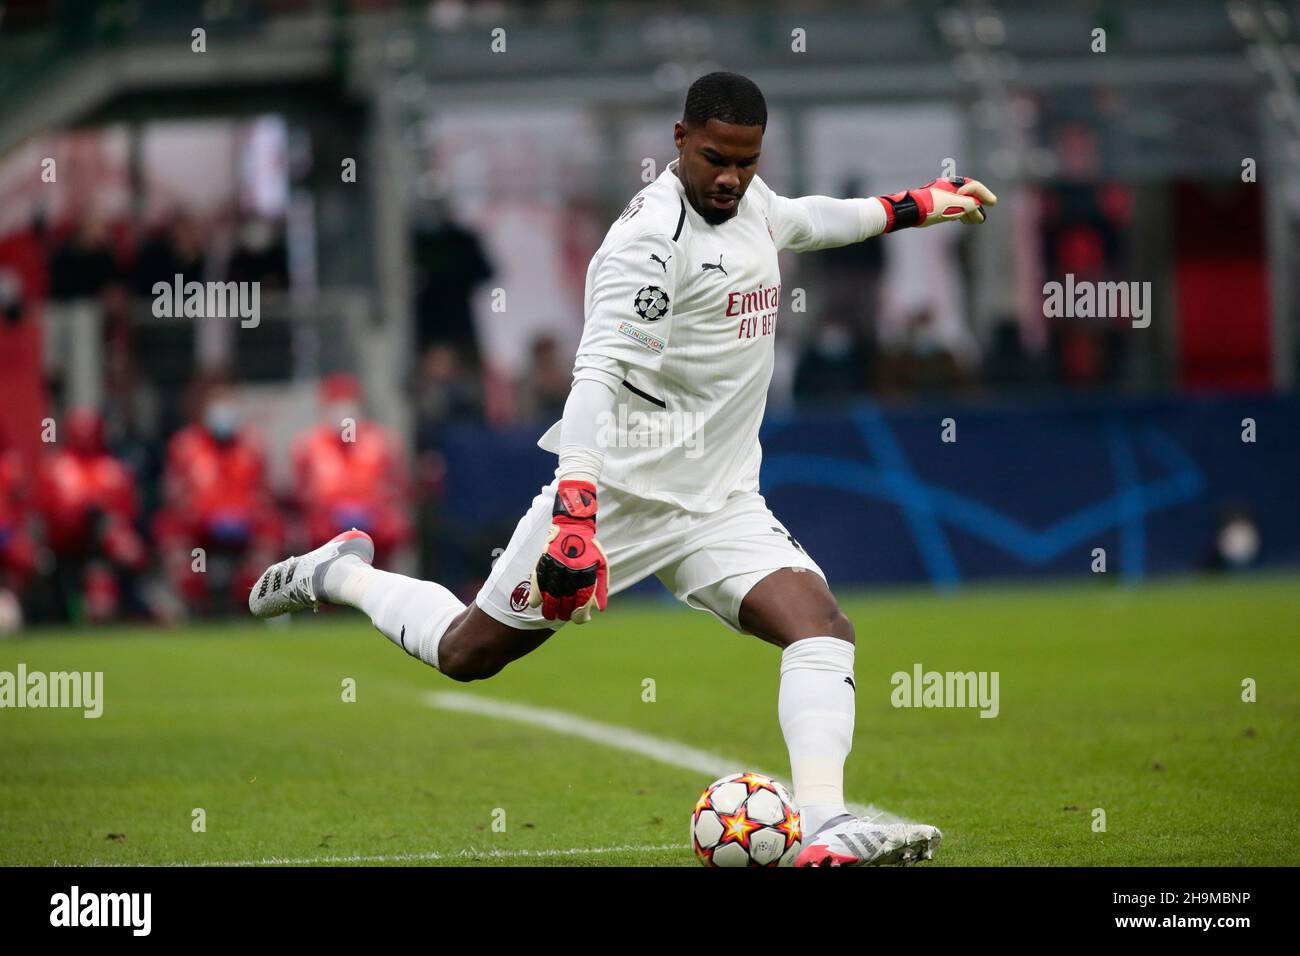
[95,843,689,868]
[426,690,905,825]
[86,695,904,868]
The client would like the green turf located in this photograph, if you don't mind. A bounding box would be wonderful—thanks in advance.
[1,575,1297,866]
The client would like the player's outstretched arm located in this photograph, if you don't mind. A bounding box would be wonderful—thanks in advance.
[767,177,995,252]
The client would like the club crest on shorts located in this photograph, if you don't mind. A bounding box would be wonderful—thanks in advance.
[510,580,531,612]
[633,285,669,321]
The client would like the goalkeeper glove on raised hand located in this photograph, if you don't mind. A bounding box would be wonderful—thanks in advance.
[877,176,997,233]
[529,479,609,624]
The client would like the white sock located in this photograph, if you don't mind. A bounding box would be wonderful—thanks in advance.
[779,636,855,837]
[322,556,464,670]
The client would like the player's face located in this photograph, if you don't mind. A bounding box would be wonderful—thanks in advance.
[673,118,763,225]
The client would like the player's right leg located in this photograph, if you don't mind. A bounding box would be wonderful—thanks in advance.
[249,485,564,681]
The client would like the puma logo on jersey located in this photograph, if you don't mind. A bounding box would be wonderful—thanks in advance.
[649,253,671,273]
[701,254,727,276]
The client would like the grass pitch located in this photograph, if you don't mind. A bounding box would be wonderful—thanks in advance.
[1,575,1297,866]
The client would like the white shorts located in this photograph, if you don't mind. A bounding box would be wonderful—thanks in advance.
[476,479,825,634]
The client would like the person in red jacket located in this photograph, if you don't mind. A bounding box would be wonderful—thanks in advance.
[35,408,147,622]
[154,381,284,613]
[291,374,411,568]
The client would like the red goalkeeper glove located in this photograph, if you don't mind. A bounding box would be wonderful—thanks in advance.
[529,479,609,624]
[877,176,997,232]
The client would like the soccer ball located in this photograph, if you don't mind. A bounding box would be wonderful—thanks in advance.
[690,771,801,867]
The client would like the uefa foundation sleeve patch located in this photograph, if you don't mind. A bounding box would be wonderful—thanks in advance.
[617,320,666,354]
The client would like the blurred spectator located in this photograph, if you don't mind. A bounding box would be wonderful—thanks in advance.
[291,374,412,566]
[793,313,873,403]
[1048,312,1128,388]
[153,378,284,614]
[49,215,121,300]
[411,195,494,364]
[35,408,147,623]
[875,308,969,395]
[132,210,207,295]
[1040,182,1128,388]
[415,344,485,450]
[984,316,1035,388]
[816,175,885,341]
[412,342,487,596]
[515,334,571,422]
[905,307,967,391]
[226,216,289,289]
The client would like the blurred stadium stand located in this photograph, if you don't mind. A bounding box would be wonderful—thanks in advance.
[0,0,1297,627]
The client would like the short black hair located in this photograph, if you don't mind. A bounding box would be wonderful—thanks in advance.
[682,72,767,130]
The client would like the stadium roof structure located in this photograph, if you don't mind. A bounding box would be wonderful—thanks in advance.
[0,0,1278,175]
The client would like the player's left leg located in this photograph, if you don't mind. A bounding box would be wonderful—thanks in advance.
[664,499,940,866]
[736,566,853,646]
[734,568,859,840]
[740,569,941,866]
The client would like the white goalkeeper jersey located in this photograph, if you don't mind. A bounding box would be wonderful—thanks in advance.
[538,160,881,513]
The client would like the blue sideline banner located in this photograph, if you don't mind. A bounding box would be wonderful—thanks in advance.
[437,393,1298,589]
